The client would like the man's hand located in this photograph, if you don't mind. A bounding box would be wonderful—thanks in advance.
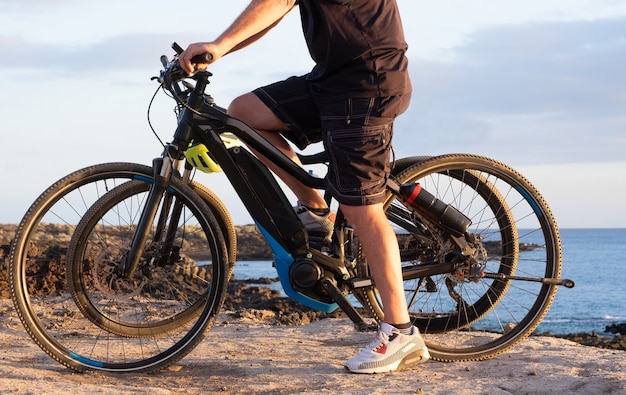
[179,42,221,75]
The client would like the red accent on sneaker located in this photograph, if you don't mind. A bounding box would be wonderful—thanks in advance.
[373,343,387,355]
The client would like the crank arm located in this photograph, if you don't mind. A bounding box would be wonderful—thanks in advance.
[483,272,575,288]
[309,249,350,279]
[320,278,377,332]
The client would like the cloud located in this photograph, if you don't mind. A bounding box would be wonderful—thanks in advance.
[448,17,625,115]
[0,33,197,73]
[0,0,76,12]
[394,16,626,165]
[1,9,623,167]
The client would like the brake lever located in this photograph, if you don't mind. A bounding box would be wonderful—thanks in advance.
[172,42,184,54]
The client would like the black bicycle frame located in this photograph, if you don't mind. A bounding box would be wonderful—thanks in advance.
[192,107,320,258]
[131,69,494,316]
[158,72,428,272]
[142,72,355,313]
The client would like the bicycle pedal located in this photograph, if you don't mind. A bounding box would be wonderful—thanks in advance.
[349,277,373,289]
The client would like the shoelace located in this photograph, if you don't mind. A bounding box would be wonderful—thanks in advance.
[364,331,395,352]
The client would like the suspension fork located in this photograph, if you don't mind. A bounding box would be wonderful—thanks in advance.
[158,162,196,264]
[120,155,183,278]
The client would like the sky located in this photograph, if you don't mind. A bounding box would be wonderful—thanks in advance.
[1,0,625,228]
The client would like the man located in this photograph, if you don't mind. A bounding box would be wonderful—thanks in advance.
[180,0,430,374]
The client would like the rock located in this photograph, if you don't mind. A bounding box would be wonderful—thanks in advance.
[554,332,626,351]
[606,323,626,335]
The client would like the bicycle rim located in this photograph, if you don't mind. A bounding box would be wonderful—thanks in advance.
[359,154,562,361]
[8,162,229,372]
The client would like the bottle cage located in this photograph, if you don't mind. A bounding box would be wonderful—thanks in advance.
[184,133,240,173]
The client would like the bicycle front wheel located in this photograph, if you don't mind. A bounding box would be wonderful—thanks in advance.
[358,154,562,362]
[8,162,231,373]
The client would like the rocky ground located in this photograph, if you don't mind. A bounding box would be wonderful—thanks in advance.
[1,297,625,394]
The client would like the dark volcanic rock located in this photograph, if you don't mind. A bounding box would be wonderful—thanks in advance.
[605,323,626,335]
[553,332,626,351]
[223,280,345,325]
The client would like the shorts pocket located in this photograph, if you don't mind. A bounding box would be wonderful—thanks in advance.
[326,124,392,197]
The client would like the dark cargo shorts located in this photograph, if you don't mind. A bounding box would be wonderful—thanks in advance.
[253,75,409,206]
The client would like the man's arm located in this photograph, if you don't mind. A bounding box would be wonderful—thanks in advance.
[180,0,297,74]
[216,0,297,54]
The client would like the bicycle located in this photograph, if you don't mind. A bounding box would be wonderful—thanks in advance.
[8,43,575,373]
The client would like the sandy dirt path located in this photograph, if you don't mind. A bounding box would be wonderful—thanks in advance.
[1,300,625,395]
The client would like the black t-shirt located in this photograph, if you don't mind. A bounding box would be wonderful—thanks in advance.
[297,0,411,99]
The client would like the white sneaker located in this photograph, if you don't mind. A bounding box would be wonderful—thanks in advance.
[294,203,335,245]
[345,323,430,374]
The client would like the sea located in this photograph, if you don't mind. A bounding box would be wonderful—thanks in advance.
[230,228,626,336]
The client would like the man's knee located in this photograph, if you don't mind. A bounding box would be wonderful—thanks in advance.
[227,93,255,120]
[340,203,384,224]
[228,92,285,130]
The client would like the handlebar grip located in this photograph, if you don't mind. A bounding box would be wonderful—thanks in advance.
[191,52,214,64]
[171,42,213,64]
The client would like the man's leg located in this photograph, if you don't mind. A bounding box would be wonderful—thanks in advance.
[342,202,429,374]
[320,95,428,373]
[339,203,409,325]
[342,202,430,374]
[227,92,327,210]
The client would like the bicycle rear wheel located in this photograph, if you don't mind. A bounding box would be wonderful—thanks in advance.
[8,162,232,372]
[358,154,562,361]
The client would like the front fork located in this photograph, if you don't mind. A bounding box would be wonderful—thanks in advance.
[119,155,186,278]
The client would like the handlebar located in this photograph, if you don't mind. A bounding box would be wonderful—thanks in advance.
[157,42,214,98]
[172,42,214,65]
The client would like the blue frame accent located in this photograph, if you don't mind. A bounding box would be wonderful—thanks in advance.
[515,185,543,218]
[255,222,339,313]
[70,352,104,367]
[133,175,175,194]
